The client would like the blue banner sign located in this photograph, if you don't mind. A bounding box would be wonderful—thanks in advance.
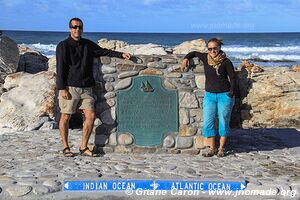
[64,180,246,191]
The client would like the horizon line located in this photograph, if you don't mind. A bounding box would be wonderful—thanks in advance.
[2,29,300,34]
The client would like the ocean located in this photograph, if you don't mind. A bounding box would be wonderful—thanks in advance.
[2,30,300,68]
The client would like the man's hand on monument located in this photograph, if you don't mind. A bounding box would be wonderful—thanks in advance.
[122,53,131,60]
[60,89,72,100]
[181,58,189,72]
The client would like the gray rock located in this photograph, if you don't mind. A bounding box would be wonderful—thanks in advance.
[163,135,175,148]
[6,185,32,197]
[118,71,139,79]
[0,36,19,78]
[179,92,199,108]
[18,52,48,73]
[117,133,134,145]
[173,39,206,55]
[33,185,50,195]
[100,56,111,64]
[43,180,61,187]
[118,44,168,55]
[98,39,128,50]
[161,58,177,64]
[176,137,193,149]
[164,80,177,90]
[101,65,117,74]
[179,108,189,125]
[105,83,114,92]
[103,75,115,82]
[104,92,116,99]
[183,73,195,79]
[108,132,117,146]
[195,74,205,90]
[39,121,57,130]
[165,72,182,78]
[115,77,132,90]
[107,99,116,107]
[147,62,167,69]
[98,146,114,153]
[147,57,162,62]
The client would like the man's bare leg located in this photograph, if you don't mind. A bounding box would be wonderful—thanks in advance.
[59,113,71,149]
[80,109,96,155]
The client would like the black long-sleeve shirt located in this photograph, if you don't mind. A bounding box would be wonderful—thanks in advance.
[56,36,123,90]
[184,52,236,96]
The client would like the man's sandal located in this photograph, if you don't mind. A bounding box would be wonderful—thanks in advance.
[79,147,98,157]
[202,148,215,157]
[63,147,75,157]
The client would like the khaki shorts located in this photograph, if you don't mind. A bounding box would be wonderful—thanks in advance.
[58,87,96,114]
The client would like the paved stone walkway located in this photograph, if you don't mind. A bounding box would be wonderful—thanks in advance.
[0,128,300,200]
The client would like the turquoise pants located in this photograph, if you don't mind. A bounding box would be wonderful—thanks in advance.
[203,91,235,138]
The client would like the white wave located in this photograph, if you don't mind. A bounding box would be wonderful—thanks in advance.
[231,54,300,61]
[223,46,300,53]
[20,43,57,52]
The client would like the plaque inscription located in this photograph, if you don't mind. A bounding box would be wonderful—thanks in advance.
[117,76,178,146]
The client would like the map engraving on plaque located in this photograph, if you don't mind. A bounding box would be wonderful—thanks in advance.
[117,76,178,147]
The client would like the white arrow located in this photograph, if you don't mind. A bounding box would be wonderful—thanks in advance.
[64,182,69,190]
[150,182,160,190]
[241,183,246,190]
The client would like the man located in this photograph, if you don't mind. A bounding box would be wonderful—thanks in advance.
[56,17,131,157]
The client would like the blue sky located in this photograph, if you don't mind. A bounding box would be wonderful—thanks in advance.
[0,0,299,33]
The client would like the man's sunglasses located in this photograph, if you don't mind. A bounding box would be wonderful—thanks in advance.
[208,47,219,51]
[70,25,83,30]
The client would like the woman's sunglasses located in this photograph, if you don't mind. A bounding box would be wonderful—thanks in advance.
[208,47,219,51]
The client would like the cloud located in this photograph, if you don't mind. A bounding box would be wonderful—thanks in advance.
[0,0,24,7]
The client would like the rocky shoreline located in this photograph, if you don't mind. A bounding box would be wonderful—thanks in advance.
[0,36,299,132]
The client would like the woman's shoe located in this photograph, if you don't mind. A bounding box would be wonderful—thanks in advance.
[202,148,215,157]
[217,148,225,157]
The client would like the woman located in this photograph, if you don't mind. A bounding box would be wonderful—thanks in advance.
[182,38,236,157]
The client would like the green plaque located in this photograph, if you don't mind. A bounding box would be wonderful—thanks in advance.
[117,76,178,147]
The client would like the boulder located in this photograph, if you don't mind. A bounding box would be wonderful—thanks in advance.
[0,36,19,82]
[240,68,300,128]
[173,39,207,55]
[292,65,300,72]
[0,71,56,131]
[118,44,168,55]
[98,38,128,50]
[17,46,49,73]
[47,56,56,73]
